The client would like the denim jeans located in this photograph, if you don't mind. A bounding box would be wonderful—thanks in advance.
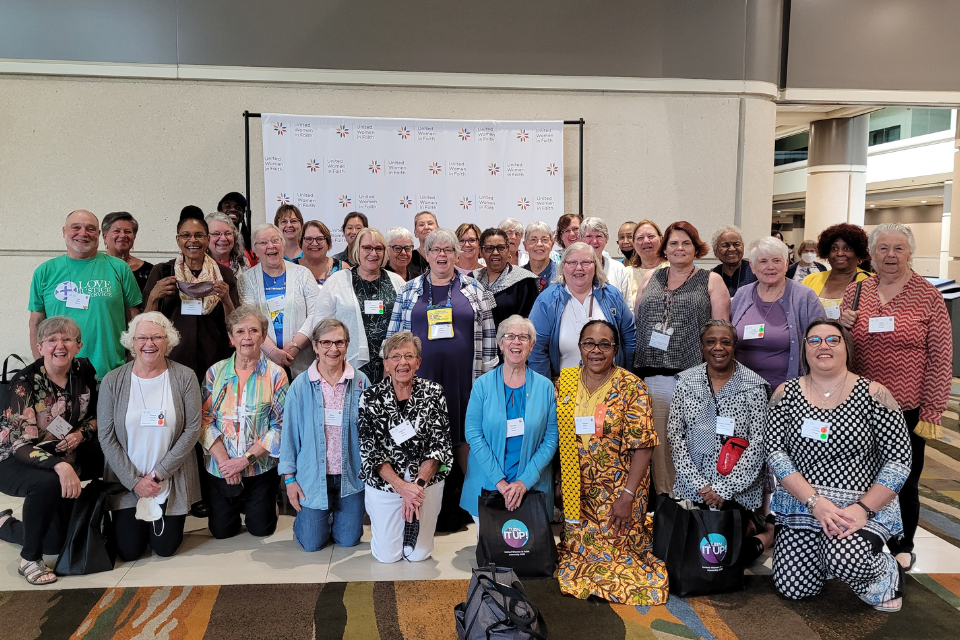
[293,474,365,552]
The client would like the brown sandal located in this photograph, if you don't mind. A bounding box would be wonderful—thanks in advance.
[18,559,57,586]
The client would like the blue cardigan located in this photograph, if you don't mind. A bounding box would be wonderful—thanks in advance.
[528,283,636,379]
[460,365,559,518]
[278,367,371,510]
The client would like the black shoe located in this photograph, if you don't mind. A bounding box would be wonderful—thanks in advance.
[190,501,210,518]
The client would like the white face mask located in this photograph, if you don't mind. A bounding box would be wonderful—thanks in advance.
[135,496,162,522]
[802,252,817,264]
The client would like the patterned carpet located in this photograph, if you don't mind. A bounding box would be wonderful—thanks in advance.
[917,402,960,549]
[5,574,960,640]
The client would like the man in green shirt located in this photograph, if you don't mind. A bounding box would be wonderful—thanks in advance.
[29,210,142,379]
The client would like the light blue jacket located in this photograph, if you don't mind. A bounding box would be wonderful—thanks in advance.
[460,366,559,518]
[278,366,371,510]
[528,283,636,379]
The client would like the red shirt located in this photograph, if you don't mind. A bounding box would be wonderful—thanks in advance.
[841,272,952,425]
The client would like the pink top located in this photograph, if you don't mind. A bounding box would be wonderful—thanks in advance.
[309,362,355,475]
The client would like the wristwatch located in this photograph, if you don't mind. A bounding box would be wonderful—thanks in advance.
[415,478,427,488]
[244,452,257,466]
[855,500,876,519]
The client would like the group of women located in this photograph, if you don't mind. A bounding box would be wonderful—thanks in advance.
[0,207,951,616]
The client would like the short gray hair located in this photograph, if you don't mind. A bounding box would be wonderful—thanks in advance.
[868,223,917,258]
[312,317,351,344]
[206,212,248,264]
[252,223,282,244]
[423,228,461,259]
[580,217,609,239]
[36,316,81,344]
[382,331,422,359]
[699,319,738,346]
[496,315,537,347]
[748,236,789,263]
[226,304,269,335]
[711,225,743,256]
[498,218,524,235]
[556,241,608,288]
[385,226,414,245]
[523,221,553,241]
[120,311,181,356]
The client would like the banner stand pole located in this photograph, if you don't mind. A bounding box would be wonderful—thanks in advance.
[243,113,584,222]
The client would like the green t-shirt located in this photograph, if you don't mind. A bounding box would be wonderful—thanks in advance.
[29,253,143,379]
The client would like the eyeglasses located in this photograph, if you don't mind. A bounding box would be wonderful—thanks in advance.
[579,340,616,353]
[527,237,552,246]
[581,233,605,242]
[390,244,414,254]
[316,339,347,349]
[177,232,209,241]
[255,238,283,247]
[563,260,594,270]
[134,335,167,344]
[360,245,385,254]
[482,244,508,254]
[806,335,842,347]
[303,236,326,245]
[429,247,454,255]
[501,333,532,343]
[42,337,77,346]
[459,238,478,246]
[209,231,234,239]
[387,354,419,363]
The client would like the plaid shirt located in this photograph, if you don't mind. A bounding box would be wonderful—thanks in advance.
[201,353,288,478]
[386,271,499,381]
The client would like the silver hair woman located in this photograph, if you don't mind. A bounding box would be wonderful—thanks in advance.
[580,217,631,300]
[522,221,558,291]
[206,212,252,278]
[498,217,526,265]
[711,224,756,297]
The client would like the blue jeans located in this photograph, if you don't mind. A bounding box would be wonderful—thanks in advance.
[293,474,365,552]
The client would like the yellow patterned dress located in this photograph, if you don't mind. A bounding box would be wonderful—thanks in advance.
[555,366,668,604]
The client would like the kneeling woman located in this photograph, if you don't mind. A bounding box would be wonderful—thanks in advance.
[358,332,453,562]
[555,320,668,605]
[667,320,773,565]
[99,312,203,561]
[766,319,910,612]
[201,305,288,539]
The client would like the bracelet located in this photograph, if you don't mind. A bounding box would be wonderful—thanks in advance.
[805,492,821,511]
[284,476,297,485]
[855,500,876,519]
[622,487,636,498]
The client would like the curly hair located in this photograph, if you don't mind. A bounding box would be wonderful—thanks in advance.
[816,223,869,261]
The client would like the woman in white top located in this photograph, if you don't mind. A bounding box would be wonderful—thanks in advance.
[98,312,202,561]
[241,224,320,378]
[314,227,405,384]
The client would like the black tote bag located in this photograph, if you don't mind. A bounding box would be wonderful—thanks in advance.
[0,354,25,409]
[476,490,557,578]
[55,480,125,576]
[652,495,746,597]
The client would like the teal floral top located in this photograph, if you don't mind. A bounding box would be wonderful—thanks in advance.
[0,357,98,469]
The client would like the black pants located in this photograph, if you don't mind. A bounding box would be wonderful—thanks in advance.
[889,407,923,556]
[111,502,187,561]
[206,467,279,539]
[0,457,74,561]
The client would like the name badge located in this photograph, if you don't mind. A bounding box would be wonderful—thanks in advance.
[649,331,671,351]
[716,416,736,436]
[824,305,840,320]
[575,416,595,435]
[364,300,385,315]
[181,299,203,315]
[801,418,830,441]
[743,324,764,340]
[46,415,73,439]
[506,418,525,438]
[66,291,90,310]
[869,316,895,333]
[390,420,416,445]
[323,408,343,425]
[427,307,454,340]
[140,410,166,427]
[266,296,285,314]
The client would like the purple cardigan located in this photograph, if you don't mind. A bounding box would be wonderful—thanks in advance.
[730,279,826,381]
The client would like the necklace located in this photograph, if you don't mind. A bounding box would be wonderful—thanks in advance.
[809,372,848,407]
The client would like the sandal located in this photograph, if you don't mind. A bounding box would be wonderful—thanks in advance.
[874,597,902,613]
[896,552,917,572]
[18,559,57,586]
[0,508,12,528]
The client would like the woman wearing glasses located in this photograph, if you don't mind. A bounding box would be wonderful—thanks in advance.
[473,228,539,326]
[461,316,559,522]
[455,223,484,274]
[240,224,320,377]
[384,226,422,282]
[766,319,911,612]
[550,214,581,262]
[200,305,287,540]
[528,241,636,381]
[206,212,253,296]
[520,221,557,293]
[555,320,667,604]
[274,204,305,262]
[387,228,498,529]
[143,210,240,382]
[314,228,405,385]
[280,318,371,551]
[294,220,343,286]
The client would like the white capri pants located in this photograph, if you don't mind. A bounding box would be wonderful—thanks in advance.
[365,479,445,563]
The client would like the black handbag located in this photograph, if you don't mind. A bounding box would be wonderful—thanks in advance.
[476,490,556,578]
[54,480,126,576]
[0,354,25,409]
[652,494,746,597]
[454,564,548,640]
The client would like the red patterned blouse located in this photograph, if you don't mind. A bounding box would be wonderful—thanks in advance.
[840,272,952,425]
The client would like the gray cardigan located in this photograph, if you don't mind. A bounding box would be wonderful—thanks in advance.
[97,359,203,515]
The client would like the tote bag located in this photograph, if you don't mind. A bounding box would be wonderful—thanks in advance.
[476,490,556,578]
[652,495,746,597]
[454,564,548,640]
[55,481,125,576]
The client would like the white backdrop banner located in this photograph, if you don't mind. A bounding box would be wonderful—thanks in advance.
[261,114,564,251]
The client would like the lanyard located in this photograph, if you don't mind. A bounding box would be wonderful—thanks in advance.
[427,277,453,309]
[136,372,168,412]
[662,268,696,328]
[705,369,722,417]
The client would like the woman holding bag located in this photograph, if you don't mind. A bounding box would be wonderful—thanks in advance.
[461,315,559,522]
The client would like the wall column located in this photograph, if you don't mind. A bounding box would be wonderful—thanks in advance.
[948,117,960,280]
[804,115,869,239]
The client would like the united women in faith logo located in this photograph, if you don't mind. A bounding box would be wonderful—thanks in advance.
[339,195,352,207]
[547,163,559,175]
[274,123,286,135]
[488,163,500,176]
[397,126,411,139]
[306,159,320,172]
[336,125,350,138]
[517,197,530,210]
[429,162,442,175]
[277,193,291,204]
[458,128,471,141]
[516,129,529,142]
[400,196,413,208]
[369,161,381,174]
[460,197,472,209]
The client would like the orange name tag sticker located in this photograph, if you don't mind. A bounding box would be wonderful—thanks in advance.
[594,404,607,436]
